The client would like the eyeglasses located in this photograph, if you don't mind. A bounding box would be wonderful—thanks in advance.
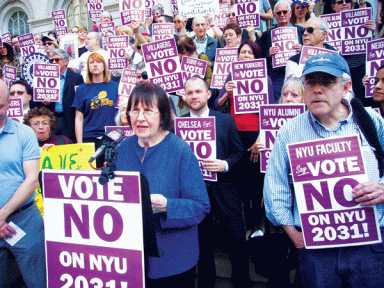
[300,27,323,34]
[31,121,50,128]
[335,0,352,4]
[50,58,62,63]
[174,20,182,24]
[44,42,54,46]
[10,91,25,96]
[224,33,237,38]
[227,13,236,17]
[136,71,148,80]
[128,110,159,118]
[276,10,289,16]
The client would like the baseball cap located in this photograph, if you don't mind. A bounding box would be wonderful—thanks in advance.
[301,53,350,78]
[42,36,59,48]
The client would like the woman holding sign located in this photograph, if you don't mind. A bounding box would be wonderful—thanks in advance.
[0,42,21,78]
[72,52,118,166]
[114,82,210,288]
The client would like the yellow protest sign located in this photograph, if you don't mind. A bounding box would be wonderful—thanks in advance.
[35,143,95,217]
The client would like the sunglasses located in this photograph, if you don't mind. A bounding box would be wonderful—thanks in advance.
[227,13,236,17]
[50,58,62,63]
[300,27,322,34]
[335,0,352,4]
[44,42,54,46]
[276,10,289,16]
[10,91,25,96]
[174,20,182,24]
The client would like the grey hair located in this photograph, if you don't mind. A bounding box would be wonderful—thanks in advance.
[88,32,103,47]
[274,0,292,13]
[152,5,164,15]
[51,49,69,60]
[192,16,207,26]
[280,77,304,103]
[115,101,128,126]
[100,11,112,21]
[341,72,351,82]
[136,61,146,71]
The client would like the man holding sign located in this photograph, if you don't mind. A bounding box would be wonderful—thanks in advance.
[264,53,384,287]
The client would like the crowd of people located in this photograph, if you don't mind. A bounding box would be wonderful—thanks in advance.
[1,0,384,287]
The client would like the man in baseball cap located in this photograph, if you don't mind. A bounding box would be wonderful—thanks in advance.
[263,52,384,287]
[42,35,59,57]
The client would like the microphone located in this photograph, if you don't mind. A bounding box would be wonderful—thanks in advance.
[89,129,125,162]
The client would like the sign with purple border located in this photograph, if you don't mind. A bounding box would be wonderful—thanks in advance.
[18,33,36,61]
[211,48,238,89]
[99,22,115,36]
[176,56,208,97]
[175,117,218,182]
[172,0,179,14]
[142,38,184,93]
[7,98,23,123]
[108,35,129,71]
[117,68,136,108]
[88,0,104,20]
[145,0,156,18]
[152,23,174,41]
[271,27,298,68]
[2,65,17,89]
[52,10,68,36]
[320,13,342,53]
[287,135,382,249]
[234,0,260,29]
[33,63,60,102]
[1,32,11,44]
[176,0,219,18]
[259,104,305,172]
[232,59,268,114]
[365,39,384,98]
[43,170,144,288]
[119,0,145,25]
[105,126,135,138]
[298,46,338,75]
[340,8,372,55]
[212,3,230,28]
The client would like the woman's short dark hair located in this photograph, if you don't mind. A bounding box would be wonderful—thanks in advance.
[23,106,56,131]
[238,39,261,59]
[1,42,15,62]
[127,82,173,131]
[176,36,197,55]
[223,23,242,36]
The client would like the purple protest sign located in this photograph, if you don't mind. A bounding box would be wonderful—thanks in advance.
[119,0,145,25]
[176,56,208,96]
[259,104,305,172]
[2,65,17,89]
[52,10,68,36]
[340,8,372,55]
[116,68,136,108]
[142,38,184,93]
[152,23,174,41]
[18,33,36,61]
[287,135,381,248]
[88,0,104,20]
[211,48,238,89]
[105,126,135,138]
[298,46,338,74]
[366,39,384,98]
[1,32,11,44]
[108,35,129,71]
[235,0,260,28]
[320,13,341,53]
[33,63,61,102]
[232,59,268,114]
[212,3,230,28]
[99,22,115,36]
[175,117,217,181]
[146,0,156,17]
[43,170,144,288]
[171,0,179,14]
[7,98,23,123]
[271,27,298,68]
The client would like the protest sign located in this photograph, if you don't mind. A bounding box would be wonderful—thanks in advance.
[1,32,11,44]
[7,98,23,123]
[33,63,60,102]
[43,170,145,288]
[52,10,68,36]
[152,23,174,41]
[298,46,338,74]
[288,135,382,248]
[211,48,238,89]
[105,126,135,138]
[88,0,104,20]
[365,39,384,98]
[117,68,136,108]
[18,33,36,61]
[175,117,217,181]
[35,143,95,218]
[119,0,145,25]
[142,38,184,93]
[176,56,208,97]
[320,13,342,53]
[340,8,372,55]
[212,3,230,28]
[60,34,79,59]
[2,65,17,88]
[176,0,219,18]
[172,0,179,14]
[272,27,298,68]
[234,0,260,28]
[259,104,305,172]
[145,0,156,17]
[232,59,268,114]
[107,36,130,71]
[99,22,115,36]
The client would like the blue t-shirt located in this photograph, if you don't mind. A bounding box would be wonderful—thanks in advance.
[0,118,40,208]
[72,81,118,138]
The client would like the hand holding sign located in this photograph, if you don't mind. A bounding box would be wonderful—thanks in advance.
[150,194,167,213]
[0,223,17,239]
[202,159,226,172]
[353,181,384,206]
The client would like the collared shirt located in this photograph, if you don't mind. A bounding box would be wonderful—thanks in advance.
[55,68,67,113]
[264,100,384,227]
[194,34,208,55]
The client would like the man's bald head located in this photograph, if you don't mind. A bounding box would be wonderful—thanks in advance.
[0,80,9,102]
